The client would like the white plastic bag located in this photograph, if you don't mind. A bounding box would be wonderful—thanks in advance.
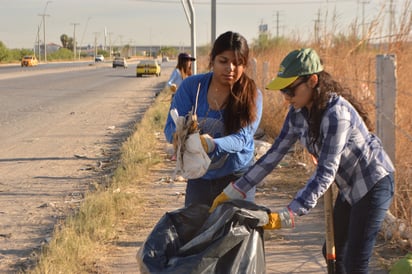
[181,132,211,179]
[170,108,210,179]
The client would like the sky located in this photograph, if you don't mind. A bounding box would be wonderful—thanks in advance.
[0,0,407,50]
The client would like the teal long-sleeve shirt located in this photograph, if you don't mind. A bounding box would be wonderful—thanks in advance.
[164,72,263,180]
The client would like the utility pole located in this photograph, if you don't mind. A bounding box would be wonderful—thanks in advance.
[93,32,99,60]
[37,24,41,61]
[38,1,52,63]
[104,27,107,51]
[38,13,50,62]
[71,23,80,61]
[108,32,114,58]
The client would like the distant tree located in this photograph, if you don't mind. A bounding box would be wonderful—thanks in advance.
[97,50,109,57]
[6,48,33,62]
[0,41,9,62]
[18,49,34,58]
[48,48,74,60]
[67,38,74,51]
[60,34,69,48]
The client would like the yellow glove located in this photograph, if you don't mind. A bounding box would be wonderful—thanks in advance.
[209,182,245,213]
[263,207,295,229]
[170,84,177,92]
[200,134,215,153]
[209,192,229,213]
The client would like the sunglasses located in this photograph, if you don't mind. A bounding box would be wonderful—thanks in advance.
[280,76,310,97]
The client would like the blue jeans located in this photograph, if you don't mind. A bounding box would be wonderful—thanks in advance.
[323,173,394,274]
[185,174,256,207]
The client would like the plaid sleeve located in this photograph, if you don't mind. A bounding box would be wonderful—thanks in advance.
[289,106,352,215]
[235,109,300,193]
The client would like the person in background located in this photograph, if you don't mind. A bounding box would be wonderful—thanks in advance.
[167,52,196,161]
[164,31,263,207]
[167,52,196,93]
[210,48,395,274]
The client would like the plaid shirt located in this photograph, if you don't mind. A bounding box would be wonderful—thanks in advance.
[234,94,394,215]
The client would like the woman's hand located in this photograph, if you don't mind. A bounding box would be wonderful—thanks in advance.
[263,207,295,229]
[200,134,215,153]
[170,84,177,92]
[209,183,245,212]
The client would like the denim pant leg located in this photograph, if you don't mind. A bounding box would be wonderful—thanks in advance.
[345,173,394,273]
[327,174,394,274]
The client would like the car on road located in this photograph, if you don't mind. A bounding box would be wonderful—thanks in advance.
[136,59,161,77]
[95,54,105,62]
[21,55,39,67]
[112,57,128,68]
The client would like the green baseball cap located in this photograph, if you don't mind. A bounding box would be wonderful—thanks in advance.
[266,48,324,90]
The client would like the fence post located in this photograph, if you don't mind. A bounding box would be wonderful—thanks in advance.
[262,61,269,89]
[375,54,397,163]
[250,58,257,82]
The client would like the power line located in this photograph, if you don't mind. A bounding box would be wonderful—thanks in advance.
[133,0,350,5]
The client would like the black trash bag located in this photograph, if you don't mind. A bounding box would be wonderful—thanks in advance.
[137,200,270,274]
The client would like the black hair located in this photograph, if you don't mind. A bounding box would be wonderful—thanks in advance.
[309,71,374,148]
[209,31,258,134]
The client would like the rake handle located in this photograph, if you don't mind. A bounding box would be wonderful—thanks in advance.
[324,186,336,274]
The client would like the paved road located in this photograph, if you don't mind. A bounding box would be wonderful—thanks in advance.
[0,61,171,272]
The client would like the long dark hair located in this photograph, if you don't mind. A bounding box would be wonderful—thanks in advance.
[309,71,374,146]
[208,31,258,134]
[176,54,192,79]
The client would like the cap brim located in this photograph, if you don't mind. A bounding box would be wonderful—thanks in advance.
[266,76,298,90]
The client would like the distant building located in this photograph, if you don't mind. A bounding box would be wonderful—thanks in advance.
[34,42,61,57]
